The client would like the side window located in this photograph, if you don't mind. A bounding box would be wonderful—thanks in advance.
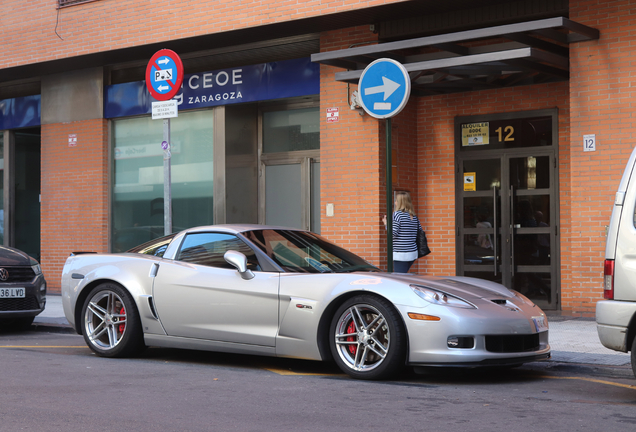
[176,233,261,271]
[127,234,176,257]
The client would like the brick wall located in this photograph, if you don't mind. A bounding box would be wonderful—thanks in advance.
[41,119,109,292]
[319,27,385,265]
[567,0,636,315]
[1,0,409,69]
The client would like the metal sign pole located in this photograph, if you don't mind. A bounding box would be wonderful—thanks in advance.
[386,117,393,272]
[348,58,410,273]
[163,118,172,235]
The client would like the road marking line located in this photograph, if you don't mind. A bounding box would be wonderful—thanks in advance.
[540,375,636,390]
[264,368,338,376]
[0,346,88,348]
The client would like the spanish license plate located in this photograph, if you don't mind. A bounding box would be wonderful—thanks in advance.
[532,316,548,332]
[0,288,25,298]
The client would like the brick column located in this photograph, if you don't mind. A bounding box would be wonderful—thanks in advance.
[319,28,388,267]
[41,119,109,292]
[567,0,636,315]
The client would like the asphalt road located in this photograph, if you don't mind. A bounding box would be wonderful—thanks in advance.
[1,329,636,432]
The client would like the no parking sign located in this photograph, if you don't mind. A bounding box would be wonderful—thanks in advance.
[145,49,184,101]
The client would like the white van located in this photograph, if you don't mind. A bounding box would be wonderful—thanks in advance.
[597,146,636,376]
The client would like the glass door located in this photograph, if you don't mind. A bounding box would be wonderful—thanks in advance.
[458,152,557,309]
[509,155,554,308]
[262,157,320,233]
[259,104,320,233]
[460,157,502,285]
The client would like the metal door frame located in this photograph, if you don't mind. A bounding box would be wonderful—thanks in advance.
[258,151,320,230]
[257,99,320,230]
[454,109,560,309]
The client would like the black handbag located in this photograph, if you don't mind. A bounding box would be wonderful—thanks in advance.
[417,229,431,258]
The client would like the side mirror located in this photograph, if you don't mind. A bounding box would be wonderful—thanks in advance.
[224,250,255,280]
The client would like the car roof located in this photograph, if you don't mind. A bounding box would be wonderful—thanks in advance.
[181,224,307,235]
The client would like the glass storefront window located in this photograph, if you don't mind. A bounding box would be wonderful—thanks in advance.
[112,110,214,252]
[263,107,319,153]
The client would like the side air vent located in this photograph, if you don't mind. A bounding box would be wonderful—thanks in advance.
[147,296,159,320]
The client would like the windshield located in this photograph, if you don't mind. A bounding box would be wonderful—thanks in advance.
[243,229,378,273]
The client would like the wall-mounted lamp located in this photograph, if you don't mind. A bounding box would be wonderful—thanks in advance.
[350,90,364,116]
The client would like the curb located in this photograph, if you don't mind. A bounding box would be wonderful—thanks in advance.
[31,323,76,335]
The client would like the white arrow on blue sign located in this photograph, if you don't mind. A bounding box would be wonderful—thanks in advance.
[358,59,411,119]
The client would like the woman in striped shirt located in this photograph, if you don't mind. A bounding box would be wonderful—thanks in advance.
[382,191,424,273]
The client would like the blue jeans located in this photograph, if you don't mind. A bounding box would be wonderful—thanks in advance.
[393,260,414,273]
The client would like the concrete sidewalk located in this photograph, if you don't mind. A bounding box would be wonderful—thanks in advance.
[34,294,632,368]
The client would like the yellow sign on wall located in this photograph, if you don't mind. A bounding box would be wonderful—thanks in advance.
[461,122,489,146]
[464,172,476,191]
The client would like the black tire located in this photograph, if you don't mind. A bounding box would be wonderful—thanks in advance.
[2,317,34,331]
[330,295,406,380]
[13,317,34,331]
[81,283,145,358]
[631,335,636,379]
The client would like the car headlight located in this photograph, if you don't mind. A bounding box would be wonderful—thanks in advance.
[410,285,475,309]
[31,264,42,275]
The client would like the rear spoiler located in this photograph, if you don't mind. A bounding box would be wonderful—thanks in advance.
[70,251,98,256]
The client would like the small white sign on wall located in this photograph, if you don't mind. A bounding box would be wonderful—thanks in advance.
[584,134,596,152]
[326,107,339,123]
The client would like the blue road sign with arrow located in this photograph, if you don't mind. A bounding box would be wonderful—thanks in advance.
[358,59,411,119]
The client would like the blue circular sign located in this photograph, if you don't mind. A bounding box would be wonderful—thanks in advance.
[358,59,411,119]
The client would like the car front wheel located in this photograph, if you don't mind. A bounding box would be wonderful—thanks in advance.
[330,295,406,380]
[81,283,145,358]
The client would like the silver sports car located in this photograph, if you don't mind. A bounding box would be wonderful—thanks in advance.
[61,225,550,380]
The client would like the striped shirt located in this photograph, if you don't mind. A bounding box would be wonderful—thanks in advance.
[392,211,423,261]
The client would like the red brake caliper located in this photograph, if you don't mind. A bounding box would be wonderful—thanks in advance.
[118,307,126,334]
[346,321,357,355]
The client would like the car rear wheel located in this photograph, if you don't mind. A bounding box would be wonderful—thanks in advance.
[81,283,145,358]
[330,295,406,380]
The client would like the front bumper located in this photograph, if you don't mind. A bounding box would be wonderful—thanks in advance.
[0,274,47,319]
[397,304,551,366]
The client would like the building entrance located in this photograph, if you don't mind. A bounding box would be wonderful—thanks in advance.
[456,111,558,310]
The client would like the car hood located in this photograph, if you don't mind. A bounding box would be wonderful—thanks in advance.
[379,273,516,300]
[0,245,36,266]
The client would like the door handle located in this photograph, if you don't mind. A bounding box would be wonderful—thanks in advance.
[150,262,160,278]
[510,185,515,278]
[493,185,498,277]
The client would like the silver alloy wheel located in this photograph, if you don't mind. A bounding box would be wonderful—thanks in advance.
[334,303,390,372]
[84,290,128,350]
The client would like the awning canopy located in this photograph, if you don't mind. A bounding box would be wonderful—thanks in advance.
[311,17,599,96]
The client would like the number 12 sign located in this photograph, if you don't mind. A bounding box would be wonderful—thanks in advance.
[584,134,596,152]
[145,49,184,101]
